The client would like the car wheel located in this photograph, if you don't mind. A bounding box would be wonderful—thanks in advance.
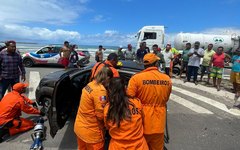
[23,58,34,67]
[173,67,180,76]
[41,97,50,114]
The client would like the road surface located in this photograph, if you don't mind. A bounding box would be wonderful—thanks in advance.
[0,65,239,150]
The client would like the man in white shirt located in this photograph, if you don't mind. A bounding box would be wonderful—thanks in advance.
[185,41,204,85]
[162,44,174,77]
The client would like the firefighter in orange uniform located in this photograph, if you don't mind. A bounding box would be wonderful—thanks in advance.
[90,53,119,80]
[74,66,113,150]
[104,77,149,150]
[0,83,42,142]
[127,53,172,150]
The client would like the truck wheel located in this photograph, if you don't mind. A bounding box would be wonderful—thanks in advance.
[23,58,34,67]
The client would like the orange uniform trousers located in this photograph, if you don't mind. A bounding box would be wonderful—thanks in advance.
[77,137,104,150]
[144,133,164,150]
[108,137,149,150]
[8,118,35,136]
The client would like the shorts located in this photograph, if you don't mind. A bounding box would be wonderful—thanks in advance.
[181,61,188,70]
[61,58,69,67]
[201,66,210,75]
[230,72,240,84]
[210,67,223,78]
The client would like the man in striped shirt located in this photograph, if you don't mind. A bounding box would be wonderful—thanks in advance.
[0,41,26,100]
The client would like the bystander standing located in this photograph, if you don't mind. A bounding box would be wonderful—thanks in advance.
[117,46,125,60]
[60,41,71,69]
[162,44,174,77]
[124,44,135,61]
[136,42,148,62]
[180,43,191,79]
[0,41,26,100]
[95,45,105,62]
[153,44,165,71]
[200,44,215,84]
[68,45,79,68]
[231,48,240,106]
[185,41,204,85]
[209,46,231,91]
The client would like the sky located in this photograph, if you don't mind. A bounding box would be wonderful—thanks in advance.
[0,0,240,46]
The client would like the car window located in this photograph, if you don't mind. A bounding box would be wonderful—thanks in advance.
[37,47,51,54]
[52,47,61,53]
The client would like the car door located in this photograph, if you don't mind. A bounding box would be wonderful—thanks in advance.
[34,47,53,63]
[50,47,61,64]
[48,68,92,138]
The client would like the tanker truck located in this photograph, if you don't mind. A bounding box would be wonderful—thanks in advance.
[174,33,240,54]
[136,26,240,54]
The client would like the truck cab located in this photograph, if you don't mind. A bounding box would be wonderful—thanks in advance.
[136,26,165,51]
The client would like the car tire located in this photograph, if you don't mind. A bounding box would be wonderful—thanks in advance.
[173,67,180,76]
[23,58,34,67]
[41,97,50,114]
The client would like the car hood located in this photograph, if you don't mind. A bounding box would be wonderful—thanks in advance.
[39,69,79,88]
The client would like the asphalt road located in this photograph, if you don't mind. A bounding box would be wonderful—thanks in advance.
[0,64,240,150]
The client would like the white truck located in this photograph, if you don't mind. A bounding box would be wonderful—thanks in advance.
[136,26,165,50]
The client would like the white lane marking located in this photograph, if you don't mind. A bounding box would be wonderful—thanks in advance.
[172,86,240,116]
[29,71,40,100]
[170,94,214,114]
[172,79,234,102]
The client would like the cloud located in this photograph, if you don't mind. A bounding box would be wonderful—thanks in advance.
[104,30,119,36]
[91,15,109,23]
[0,24,135,46]
[80,31,136,46]
[0,0,88,24]
[0,24,81,43]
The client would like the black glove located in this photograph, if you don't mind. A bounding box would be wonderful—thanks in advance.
[40,110,45,116]
[32,102,38,109]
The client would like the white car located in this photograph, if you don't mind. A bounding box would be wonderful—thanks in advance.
[22,45,90,67]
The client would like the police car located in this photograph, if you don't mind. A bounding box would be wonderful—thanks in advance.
[35,60,144,137]
[22,45,90,67]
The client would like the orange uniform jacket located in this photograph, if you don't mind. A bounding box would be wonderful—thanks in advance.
[104,98,148,150]
[0,91,40,126]
[74,80,108,143]
[127,67,172,134]
[90,60,119,79]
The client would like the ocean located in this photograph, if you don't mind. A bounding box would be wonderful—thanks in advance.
[11,43,133,59]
